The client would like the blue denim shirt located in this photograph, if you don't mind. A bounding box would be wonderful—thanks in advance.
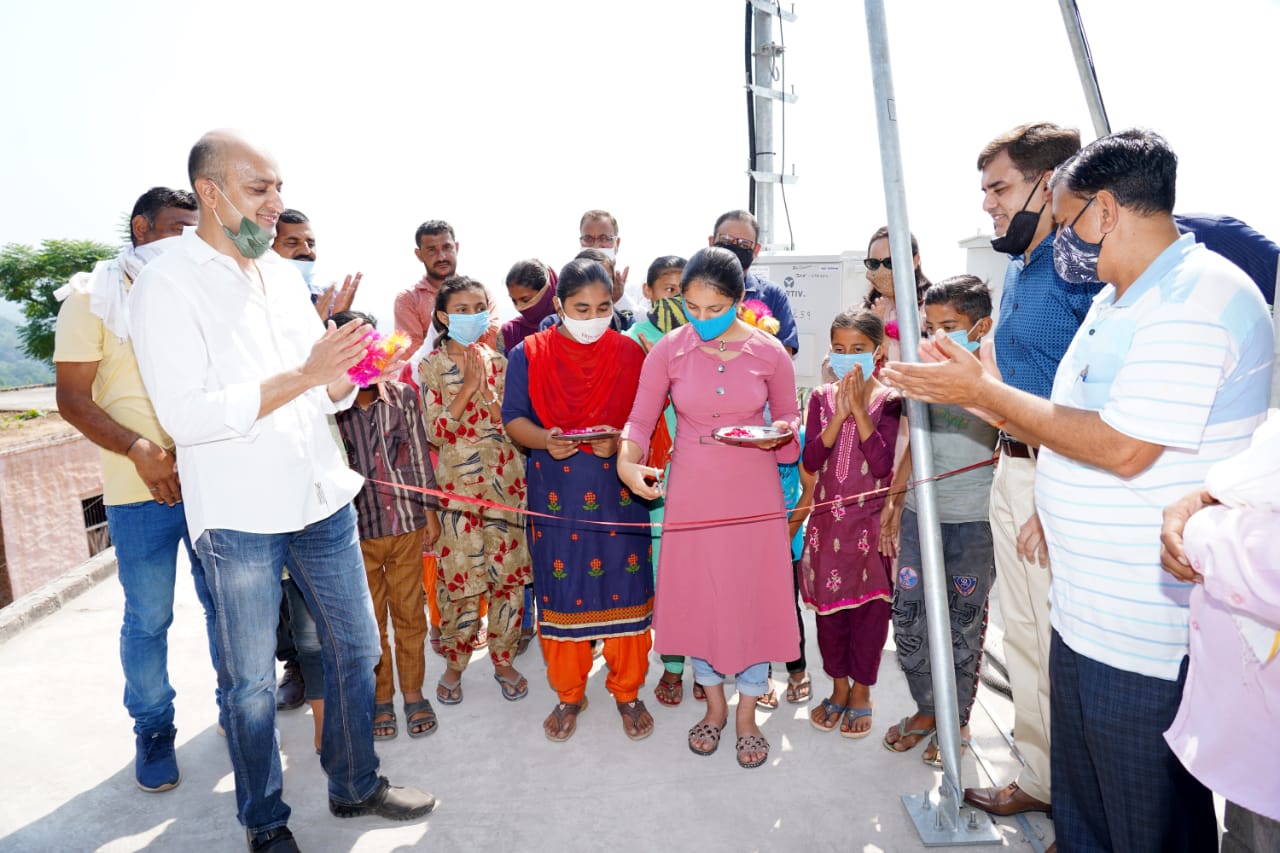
[745,270,800,354]
[994,233,1103,399]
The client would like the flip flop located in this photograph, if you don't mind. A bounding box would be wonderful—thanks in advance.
[840,705,874,740]
[922,732,971,768]
[616,699,654,741]
[882,716,935,753]
[372,702,397,741]
[810,698,847,732]
[493,671,529,702]
[436,675,463,706]
[515,628,534,657]
[692,683,707,702]
[756,686,780,710]
[736,733,770,769]
[654,674,684,707]
[404,698,438,738]
[687,720,724,756]
[785,673,812,704]
[544,697,588,743]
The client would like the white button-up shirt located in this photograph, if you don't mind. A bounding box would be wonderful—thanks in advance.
[130,231,361,541]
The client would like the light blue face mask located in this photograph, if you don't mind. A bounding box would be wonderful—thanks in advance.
[289,259,316,289]
[446,310,490,346]
[946,329,981,353]
[688,304,737,341]
[830,351,876,380]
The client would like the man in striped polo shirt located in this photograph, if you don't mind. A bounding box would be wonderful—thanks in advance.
[884,128,1273,852]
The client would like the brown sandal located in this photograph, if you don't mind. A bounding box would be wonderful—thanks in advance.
[687,720,724,756]
[616,699,654,741]
[544,697,588,742]
[756,687,779,710]
[785,673,812,704]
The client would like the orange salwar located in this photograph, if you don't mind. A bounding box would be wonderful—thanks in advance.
[540,631,652,704]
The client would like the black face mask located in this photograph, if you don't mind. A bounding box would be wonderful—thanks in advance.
[990,174,1047,256]
[718,241,755,273]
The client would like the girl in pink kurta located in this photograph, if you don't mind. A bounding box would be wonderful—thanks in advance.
[619,245,800,771]
[800,309,901,739]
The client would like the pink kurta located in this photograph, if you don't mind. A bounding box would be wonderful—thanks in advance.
[622,324,801,674]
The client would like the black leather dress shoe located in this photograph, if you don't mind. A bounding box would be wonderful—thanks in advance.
[247,826,300,852]
[329,776,435,821]
[276,661,305,711]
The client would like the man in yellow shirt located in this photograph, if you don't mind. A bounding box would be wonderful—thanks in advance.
[53,186,215,794]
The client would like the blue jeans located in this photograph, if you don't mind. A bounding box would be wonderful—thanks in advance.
[105,500,217,734]
[194,504,382,834]
[691,657,770,697]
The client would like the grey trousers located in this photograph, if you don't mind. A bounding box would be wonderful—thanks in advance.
[891,510,995,727]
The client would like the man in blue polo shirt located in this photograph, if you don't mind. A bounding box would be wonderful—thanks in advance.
[964,122,1103,820]
[885,128,1272,853]
[707,209,799,354]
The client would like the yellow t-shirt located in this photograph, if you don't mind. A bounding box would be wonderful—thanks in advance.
[52,283,174,506]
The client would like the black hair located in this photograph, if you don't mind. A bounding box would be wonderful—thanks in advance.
[681,246,745,301]
[713,209,759,241]
[1051,128,1177,215]
[646,255,687,286]
[556,258,613,302]
[129,187,197,246]
[923,275,992,323]
[830,308,885,347]
[330,309,376,328]
[862,225,931,308]
[505,259,549,292]
[279,209,309,225]
[431,275,489,337]
[414,219,455,246]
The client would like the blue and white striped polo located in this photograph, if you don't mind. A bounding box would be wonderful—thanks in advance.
[1036,234,1274,680]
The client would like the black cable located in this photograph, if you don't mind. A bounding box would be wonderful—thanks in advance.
[775,1,795,250]
[745,3,757,215]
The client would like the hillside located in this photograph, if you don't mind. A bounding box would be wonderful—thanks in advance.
[0,315,54,388]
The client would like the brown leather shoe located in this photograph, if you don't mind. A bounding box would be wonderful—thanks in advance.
[962,782,1051,816]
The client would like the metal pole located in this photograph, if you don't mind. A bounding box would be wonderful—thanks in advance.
[864,0,999,845]
[752,6,774,247]
[1057,0,1111,138]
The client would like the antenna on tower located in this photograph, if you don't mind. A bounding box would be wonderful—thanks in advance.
[745,1,798,252]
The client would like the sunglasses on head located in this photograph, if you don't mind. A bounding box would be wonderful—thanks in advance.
[862,257,893,271]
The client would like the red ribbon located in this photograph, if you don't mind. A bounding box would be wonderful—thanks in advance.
[371,457,994,532]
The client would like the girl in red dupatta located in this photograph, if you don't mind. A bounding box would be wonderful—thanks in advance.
[502,258,654,744]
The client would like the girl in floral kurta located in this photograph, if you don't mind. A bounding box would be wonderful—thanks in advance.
[419,276,532,704]
[800,309,902,739]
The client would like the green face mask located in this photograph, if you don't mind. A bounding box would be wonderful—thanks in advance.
[212,184,275,260]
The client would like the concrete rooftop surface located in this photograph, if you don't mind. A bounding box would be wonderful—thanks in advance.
[0,553,1057,853]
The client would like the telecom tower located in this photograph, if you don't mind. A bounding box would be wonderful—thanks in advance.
[746,2,796,252]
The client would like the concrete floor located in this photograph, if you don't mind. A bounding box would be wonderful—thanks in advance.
[0,556,1054,853]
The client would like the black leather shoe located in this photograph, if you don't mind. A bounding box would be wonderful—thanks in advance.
[247,826,300,852]
[276,661,305,711]
[329,776,435,821]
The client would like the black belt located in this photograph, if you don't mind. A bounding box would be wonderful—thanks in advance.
[998,432,1034,459]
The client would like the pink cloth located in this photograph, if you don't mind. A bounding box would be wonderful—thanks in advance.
[393,275,502,354]
[1164,505,1280,821]
[622,325,801,674]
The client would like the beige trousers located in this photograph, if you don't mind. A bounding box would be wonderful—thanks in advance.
[989,454,1053,803]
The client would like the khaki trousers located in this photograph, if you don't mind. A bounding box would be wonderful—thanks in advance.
[989,454,1053,803]
[361,528,427,704]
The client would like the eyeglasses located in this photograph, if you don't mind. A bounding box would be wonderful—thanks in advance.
[714,235,758,252]
[579,233,617,247]
[862,257,894,271]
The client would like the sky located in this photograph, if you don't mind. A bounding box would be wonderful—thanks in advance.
[1,0,1277,331]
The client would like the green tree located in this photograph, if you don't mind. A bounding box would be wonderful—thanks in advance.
[0,239,119,362]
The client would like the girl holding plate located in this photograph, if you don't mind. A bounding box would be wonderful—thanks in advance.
[502,258,655,743]
[618,246,801,770]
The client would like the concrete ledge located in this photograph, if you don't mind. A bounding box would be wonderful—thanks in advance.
[0,549,117,643]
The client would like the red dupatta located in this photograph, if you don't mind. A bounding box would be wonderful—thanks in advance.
[523,326,644,437]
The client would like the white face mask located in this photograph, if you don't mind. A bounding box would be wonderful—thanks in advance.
[561,314,612,344]
[582,245,616,261]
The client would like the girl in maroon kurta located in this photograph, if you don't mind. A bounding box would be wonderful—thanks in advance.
[620,246,800,770]
[800,310,901,739]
